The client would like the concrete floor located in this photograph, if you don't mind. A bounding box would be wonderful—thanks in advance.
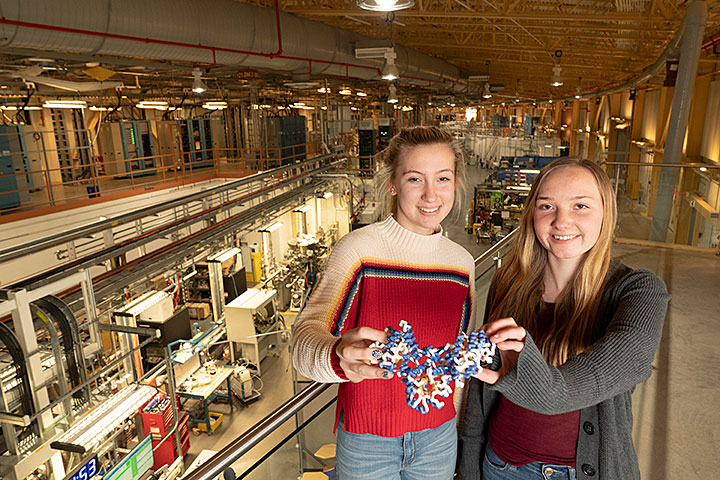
[179,163,720,479]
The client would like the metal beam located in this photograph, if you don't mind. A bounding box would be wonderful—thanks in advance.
[98,323,161,337]
[288,9,679,23]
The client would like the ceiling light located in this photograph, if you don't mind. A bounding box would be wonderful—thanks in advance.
[1,105,41,110]
[401,105,413,111]
[551,64,563,87]
[575,86,582,99]
[357,92,367,97]
[387,84,398,104]
[192,67,207,94]
[317,87,330,93]
[136,101,168,110]
[482,83,492,99]
[203,101,227,110]
[42,100,87,109]
[339,88,352,95]
[381,50,399,81]
[357,0,415,12]
[699,166,707,172]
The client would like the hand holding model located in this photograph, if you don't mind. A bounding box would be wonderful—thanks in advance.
[334,326,391,382]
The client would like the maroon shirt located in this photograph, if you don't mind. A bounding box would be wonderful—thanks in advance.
[488,303,580,467]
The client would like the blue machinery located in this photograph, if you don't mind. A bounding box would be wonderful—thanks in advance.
[0,124,33,210]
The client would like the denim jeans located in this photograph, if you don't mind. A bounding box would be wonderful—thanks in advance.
[335,416,457,480]
[482,443,577,480]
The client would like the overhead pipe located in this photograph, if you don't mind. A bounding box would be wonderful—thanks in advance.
[0,0,470,92]
[498,15,688,106]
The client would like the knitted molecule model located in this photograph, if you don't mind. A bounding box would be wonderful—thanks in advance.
[369,320,501,414]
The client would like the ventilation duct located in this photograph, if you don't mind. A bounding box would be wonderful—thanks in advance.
[0,0,470,92]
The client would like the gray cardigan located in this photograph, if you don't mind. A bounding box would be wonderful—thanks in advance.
[460,261,670,480]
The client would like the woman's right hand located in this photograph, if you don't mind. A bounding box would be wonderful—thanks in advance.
[473,317,526,384]
[336,326,392,383]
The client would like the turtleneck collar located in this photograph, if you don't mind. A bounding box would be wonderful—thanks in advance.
[376,215,444,253]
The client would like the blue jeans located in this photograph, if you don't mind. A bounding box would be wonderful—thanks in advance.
[335,417,457,480]
[482,444,577,480]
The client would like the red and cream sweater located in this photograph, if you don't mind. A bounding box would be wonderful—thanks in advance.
[292,216,476,437]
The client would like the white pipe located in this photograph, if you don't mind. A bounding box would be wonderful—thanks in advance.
[0,0,467,91]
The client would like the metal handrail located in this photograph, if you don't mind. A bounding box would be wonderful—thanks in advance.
[0,153,340,264]
[183,382,332,480]
[474,229,517,270]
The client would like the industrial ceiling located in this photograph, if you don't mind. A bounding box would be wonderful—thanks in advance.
[0,0,718,107]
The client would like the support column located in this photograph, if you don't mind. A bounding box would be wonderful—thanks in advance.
[650,0,707,241]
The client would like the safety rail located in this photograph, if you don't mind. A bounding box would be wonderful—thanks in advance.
[0,125,335,219]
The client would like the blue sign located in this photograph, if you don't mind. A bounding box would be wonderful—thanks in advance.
[68,456,98,480]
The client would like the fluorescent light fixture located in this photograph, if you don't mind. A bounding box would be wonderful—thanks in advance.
[387,84,398,104]
[350,106,358,111]
[261,221,283,232]
[290,103,315,110]
[42,100,87,109]
[507,185,531,191]
[519,169,540,174]
[323,192,333,199]
[401,105,413,111]
[295,204,313,213]
[358,0,415,12]
[136,101,168,110]
[122,291,170,317]
[1,105,41,110]
[551,64,563,87]
[203,101,227,110]
[89,106,111,111]
[209,246,241,263]
[317,87,330,93]
[483,83,492,99]
[357,91,367,97]
[339,88,352,95]
[382,51,400,81]
[192,67,207,94]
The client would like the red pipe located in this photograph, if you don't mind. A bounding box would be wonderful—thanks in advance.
[273,0,283,57]
[0,16,470,89]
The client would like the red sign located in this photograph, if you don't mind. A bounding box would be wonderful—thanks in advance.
[237,70,259,79]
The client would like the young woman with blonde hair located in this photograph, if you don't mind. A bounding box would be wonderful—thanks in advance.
[460,157,670,480]
[293,125,474,480]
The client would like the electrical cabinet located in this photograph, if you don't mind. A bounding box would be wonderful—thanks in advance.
[178,118,214,169]
[97,120,157,178]
[378,121,392,151]
[0,124,33,210]
[358,120,375,173]
[267,115,307,165]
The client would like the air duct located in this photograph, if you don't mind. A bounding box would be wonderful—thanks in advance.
[0,0,469,92]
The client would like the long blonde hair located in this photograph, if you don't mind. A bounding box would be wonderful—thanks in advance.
[376,126,467,222]
[488,158,617,365]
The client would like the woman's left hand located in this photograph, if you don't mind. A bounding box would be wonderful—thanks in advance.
[473,317,526,384]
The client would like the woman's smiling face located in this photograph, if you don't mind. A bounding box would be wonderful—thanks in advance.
[390,144,456,235]
[533,166,604,267]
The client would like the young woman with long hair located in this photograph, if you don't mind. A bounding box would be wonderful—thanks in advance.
[293,125,473,480]
[460,157,670,480]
